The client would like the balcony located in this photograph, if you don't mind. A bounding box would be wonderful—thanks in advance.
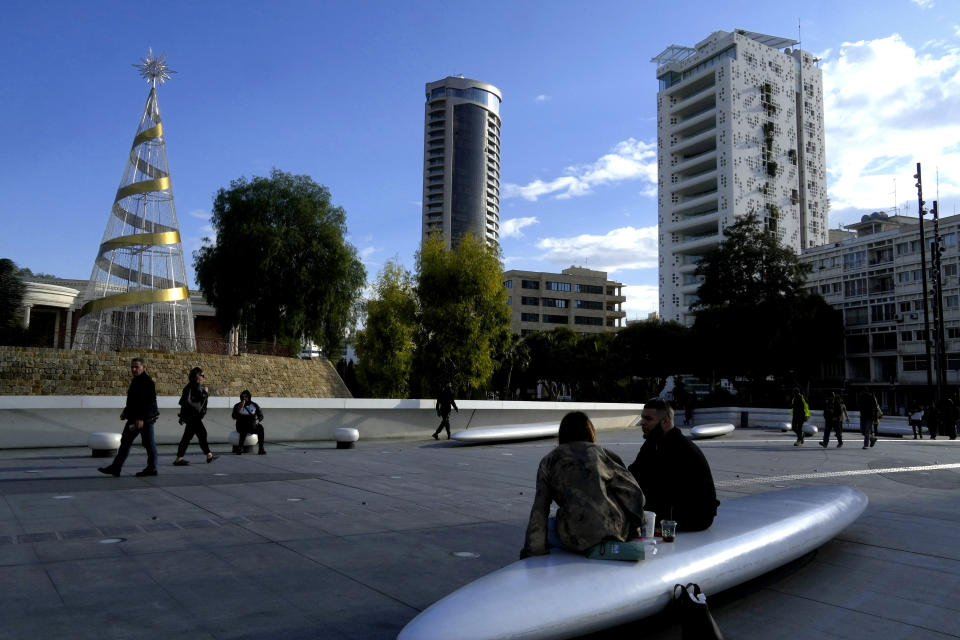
[668,212,719,236]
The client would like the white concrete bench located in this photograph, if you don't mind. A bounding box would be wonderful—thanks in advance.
[228,431,259,453]
[87,432,121,457]
[333,427,359,449]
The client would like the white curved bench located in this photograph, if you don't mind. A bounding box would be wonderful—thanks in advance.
[333,427,359,449]
[87,432,121,457]
[228,431,259,453]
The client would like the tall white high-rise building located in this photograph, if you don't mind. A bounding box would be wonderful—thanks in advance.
[421,76,502,249]
[653,29,828,324]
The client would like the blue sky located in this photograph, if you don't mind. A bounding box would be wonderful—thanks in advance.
[2,0,959,320]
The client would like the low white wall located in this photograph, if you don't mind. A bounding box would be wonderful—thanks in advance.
[693,406,912,435]
[0,396,644,449]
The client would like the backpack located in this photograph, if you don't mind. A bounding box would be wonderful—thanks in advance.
[801,395,810,420]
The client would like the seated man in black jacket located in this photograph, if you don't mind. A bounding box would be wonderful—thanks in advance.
[627,398,719,532]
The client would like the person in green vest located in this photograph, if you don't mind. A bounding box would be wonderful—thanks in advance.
[791,387,810,447]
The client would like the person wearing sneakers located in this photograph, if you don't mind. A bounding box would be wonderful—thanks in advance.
[232,390,265,455]
[97,357,159,478]
[172,367,218,466]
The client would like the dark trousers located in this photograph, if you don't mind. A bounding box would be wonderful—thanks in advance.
[236,423,265,452]
[822,420,843,445]
[433,414,451,438]
[112,419,158,471]
[177,418,211,458]
[791,415,805,442]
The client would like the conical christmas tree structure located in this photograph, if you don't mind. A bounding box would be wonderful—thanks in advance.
[74,49,195,352]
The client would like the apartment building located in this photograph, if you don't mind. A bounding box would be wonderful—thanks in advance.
[503,267,626,336]
[653,29,828,325]
[801,212,960,408]
[421,76,502,249]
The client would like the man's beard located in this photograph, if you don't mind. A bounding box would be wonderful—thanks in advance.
[643,421,664,440]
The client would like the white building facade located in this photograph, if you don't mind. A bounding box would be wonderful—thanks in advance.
[801,212,960,410]
[654,29,828,325]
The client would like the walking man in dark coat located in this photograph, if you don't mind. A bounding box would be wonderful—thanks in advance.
[432,382,458,440]
[98,357,159,477]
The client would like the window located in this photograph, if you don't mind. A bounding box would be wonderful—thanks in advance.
[521,280,539,289]
[845,307,869,326]
[903,355,927,372]
[575,300,603,310]
[899,302,911,312]
[872,333,897,351]
[844,278,866,297]
[820,285,830,295]
[503,280,513,288]
[543,314,568,324]
[896,242,911,256]
[870,303,896,322]
[832,282,842,293]
[943,233,957,248]
[915,329,927,341]
[545,281,572,292]
[506,296,512,305]
[521,313,539,322]
[521,296,538,306]
[868,247,893,265]
[897,272,911,284]
[946,295,959,309]
[542,298,569,308]
[945,263,958,277]
[948,327,960,339]
[574,283,604,294]
[845,334,869,352]
[901,331,914,342]
[575,316,604,326]
[844,251,865,270]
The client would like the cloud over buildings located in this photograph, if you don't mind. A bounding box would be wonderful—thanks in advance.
[535,225,658,272]
[822,34,960,217]
[502,138,658,201]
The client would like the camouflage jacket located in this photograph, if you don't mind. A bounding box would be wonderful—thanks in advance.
[522,442,645,557]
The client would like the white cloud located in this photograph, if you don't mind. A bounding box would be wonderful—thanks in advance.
[535,225,658,271]
[359,246,379,264]
[503,138,658,201]
[500,217,539,238]
[188,208,210,220]
[822,34,960,216]
[620,284,659,320]
[910,0,934,7]
[534,94,550,103]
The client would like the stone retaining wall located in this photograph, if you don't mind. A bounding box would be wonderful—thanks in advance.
[0,346,351,398]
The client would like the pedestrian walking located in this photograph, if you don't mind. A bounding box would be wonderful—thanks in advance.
[857,391,880,449]
[173,367,218,466]
[791,387,809,446]
[819,392,847,448]
[97,357,159,477]
[432,382,458,440]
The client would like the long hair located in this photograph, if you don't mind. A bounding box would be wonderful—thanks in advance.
[188,367,203,383]
[558,411,597,444]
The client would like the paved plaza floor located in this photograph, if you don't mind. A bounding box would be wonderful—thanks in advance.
[0,426,958,639]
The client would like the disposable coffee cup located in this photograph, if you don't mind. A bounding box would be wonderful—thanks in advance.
[661,519,677,542]
[643,511,657,538]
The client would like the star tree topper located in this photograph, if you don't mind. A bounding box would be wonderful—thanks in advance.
[134,48,176,87]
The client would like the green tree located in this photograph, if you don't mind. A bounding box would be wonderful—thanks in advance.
[691,213,841,391]
[355,261,416,398]
[610,319,693,401]
[412,233,511,397]
[0,259,27,345]
[693,212,810,309]
[193,169,365,356]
